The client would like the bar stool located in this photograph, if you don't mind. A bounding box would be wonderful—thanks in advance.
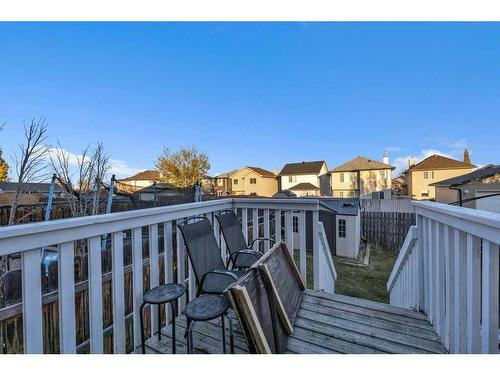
[184,294,234,354]
[140,283,185,354]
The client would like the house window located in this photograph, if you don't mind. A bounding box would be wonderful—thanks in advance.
[379,170,386,179]
[421,190,430,197]
[218,179,224,186]
[233,179,238,185]
[424,171,434,180]
[340,173,345,183]
[288,176,297,183]
[250,178,257,184]
[338,219,346,238]
[293,216,299,233]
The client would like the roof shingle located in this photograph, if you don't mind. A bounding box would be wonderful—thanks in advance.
[279,161,326,176]
[289,182,320,191]
[331,156,394,172]
[407,155,475,172]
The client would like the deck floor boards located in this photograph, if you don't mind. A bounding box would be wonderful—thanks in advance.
[136,291,447,354]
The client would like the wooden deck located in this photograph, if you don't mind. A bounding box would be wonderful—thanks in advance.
[137,290,447,354]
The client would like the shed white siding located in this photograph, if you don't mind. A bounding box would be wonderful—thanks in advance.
[335,214,360,258]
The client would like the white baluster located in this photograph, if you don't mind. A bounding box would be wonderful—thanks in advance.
[112,231,126,353]
[466,233,481,353]
[58,241,76,354]
[176,220,186,310]
[453,229,467,354]
[480,240,499,353]
[242,208,248,244]
[88,236,104,353]
[274,209,281,243]
[149,224,159,337]
[299,210,307,282]
[263,209,270,252]
[252,208,259,251]
[132,228,143,349]
[444,225,455,351]
[312,209,319,290]
[22,248,43,353]
[164,222,173,323]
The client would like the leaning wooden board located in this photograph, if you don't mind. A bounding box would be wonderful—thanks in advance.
[228,242,304,353]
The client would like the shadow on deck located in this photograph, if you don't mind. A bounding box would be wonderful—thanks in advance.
[137,290,447,354]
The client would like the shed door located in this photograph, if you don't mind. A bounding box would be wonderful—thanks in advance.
[475,191,500,213]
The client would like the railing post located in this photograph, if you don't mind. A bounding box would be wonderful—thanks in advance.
[263,209,270,252]
[112,231,126,353]
[274,209,281,243]
[416,214,425,311]
[312,209,319,290]
[480,240,499,353]
[22,248,43,353]
[453,228,467,354]
[58,241,77,354]
[299,210,307,281]
[88,236,104,353]
[466,233,481,354]
[132,228,144,350]
[149,224,159,336]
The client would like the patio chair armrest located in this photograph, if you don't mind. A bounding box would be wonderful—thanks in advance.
[199,269,240,293]
[249,237,276,248]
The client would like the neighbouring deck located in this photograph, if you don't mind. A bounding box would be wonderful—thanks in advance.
[139,290,447,354]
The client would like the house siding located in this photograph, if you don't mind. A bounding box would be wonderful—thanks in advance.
[331,169,392,198]
[408,168,475,200]
[335,214,360,258]
[231,168,277,197]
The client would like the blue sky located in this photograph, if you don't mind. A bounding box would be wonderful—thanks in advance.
[0,22,499,179]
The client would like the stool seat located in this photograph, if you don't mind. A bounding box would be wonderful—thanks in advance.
[184,294,228,322]
[143,283,185,304]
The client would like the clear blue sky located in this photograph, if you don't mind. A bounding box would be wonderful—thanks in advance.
[0,22,499,178]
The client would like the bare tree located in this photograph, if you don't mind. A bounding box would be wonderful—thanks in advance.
[8,119,50,225]
[50,142,112,217]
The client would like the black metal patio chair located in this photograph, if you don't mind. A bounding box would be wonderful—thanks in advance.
[215,210,275,270]
[177,217,245,296]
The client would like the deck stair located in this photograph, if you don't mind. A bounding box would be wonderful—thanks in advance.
[140,290,447,354]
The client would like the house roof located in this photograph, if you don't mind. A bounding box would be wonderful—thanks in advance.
[289,182,320,191]
[278,161,326,176]
[407,155,475,172]
[272,190,297,198]
[240,166,276,178]
[0,182,63,194]
[331,156,395,172]
[215,169,238,179]
[119,170,161,181]
[430,164,500,187]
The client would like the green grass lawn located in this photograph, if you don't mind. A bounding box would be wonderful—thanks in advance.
[333,247,397,304]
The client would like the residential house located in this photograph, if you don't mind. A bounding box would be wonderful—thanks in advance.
[214,170,238,197]
[278,161,330,197]
[431,164,500,213]
[0,182,65,205]
[330,155,395,199]
[230,166,278,197]
[116,170,161,193]
[404,154,475,200]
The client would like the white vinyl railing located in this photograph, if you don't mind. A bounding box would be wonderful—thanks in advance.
[388,201,500,354]
[317,222,337,294]
[0,197,334,354]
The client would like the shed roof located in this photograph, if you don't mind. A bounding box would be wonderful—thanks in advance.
[319,198,360,216]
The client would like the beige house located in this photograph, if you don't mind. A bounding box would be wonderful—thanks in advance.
[431,164,500,213]
[278,161,330,197]
[117,170,161,193]
[404,155,475,200]
[330,155,395,198]
[214,170,238,197]
[230,166,278,197]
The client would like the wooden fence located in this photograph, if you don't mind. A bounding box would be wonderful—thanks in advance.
[361,211,416,252]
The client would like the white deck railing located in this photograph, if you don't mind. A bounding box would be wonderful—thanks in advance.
[317,222,337,294]
[388,201,500,354]
[0,197,336,354]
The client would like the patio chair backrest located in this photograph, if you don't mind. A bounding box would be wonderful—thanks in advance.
[177,217,226,284]
[215,210,248,255]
